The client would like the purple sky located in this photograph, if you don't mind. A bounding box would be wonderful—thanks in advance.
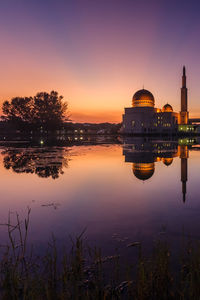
[0,0,200,122]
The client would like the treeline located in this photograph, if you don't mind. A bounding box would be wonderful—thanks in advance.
[0,91,121,134]
[2,91,68,130]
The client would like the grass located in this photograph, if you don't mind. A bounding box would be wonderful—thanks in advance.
[0,210,200,299]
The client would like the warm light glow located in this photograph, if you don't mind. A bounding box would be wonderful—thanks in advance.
[156,157,162,161]
[132,163,155,181]
[162,104,173,112]
[132,100,154,108]
[162,157,173,166]
[0,1,199,123]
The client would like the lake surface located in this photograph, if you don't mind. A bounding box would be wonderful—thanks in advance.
[0,137,200,254]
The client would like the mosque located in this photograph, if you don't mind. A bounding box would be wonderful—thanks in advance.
[122,67,197,135]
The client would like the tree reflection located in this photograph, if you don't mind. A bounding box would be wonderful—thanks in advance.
[2,147,70,179]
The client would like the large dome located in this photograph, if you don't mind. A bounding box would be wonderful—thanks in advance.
[132,163,155,181]
[132,89,155,108]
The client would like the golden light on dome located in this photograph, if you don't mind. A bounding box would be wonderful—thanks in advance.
[162,104,173,112]
[132,89,155,108]
[162,157,173,166]
[132,163,155,181]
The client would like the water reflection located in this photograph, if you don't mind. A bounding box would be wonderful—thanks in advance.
[2,147,70,179]
[0,138,200,254]
[122,137,193,203]
[1,137,199,204]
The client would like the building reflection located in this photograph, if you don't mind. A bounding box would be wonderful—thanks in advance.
[123,137,192,203]
[180,145,188,203]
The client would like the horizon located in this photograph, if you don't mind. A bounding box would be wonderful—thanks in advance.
[1,0,200,123]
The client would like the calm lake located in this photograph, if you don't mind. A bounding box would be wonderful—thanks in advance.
[0,137,200,254]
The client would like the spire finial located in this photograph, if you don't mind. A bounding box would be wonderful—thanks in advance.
[183,66,186,76]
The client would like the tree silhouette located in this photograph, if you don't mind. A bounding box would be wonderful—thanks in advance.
[33,91,68,129]
[2,97,34,124]
[2,91,69,129]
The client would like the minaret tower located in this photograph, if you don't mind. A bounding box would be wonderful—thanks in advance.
[180,66,189,124]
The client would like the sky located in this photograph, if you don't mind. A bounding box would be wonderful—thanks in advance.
[0,0,200,123]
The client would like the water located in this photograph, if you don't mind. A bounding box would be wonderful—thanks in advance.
[0,137,200,254]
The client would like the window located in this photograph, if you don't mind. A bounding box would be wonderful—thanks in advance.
[132,120,135,127]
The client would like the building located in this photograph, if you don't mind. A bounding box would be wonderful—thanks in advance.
[122,67,194,135]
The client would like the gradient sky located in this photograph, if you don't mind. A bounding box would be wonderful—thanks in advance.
[1,0,200,122]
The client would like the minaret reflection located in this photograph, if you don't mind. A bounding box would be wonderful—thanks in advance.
[179,145,188,203]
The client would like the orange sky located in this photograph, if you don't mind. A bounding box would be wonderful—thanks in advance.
[1,0,200,123]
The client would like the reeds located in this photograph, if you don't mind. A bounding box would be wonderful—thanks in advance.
[0,210,200,299]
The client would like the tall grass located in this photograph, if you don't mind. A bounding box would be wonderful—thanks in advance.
[0,210,200,299]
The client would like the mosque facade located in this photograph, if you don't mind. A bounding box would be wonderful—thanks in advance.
[122,67,194,134]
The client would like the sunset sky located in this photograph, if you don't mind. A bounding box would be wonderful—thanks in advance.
[1,0,200,123]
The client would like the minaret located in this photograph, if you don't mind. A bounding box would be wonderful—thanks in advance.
[180,66,189,124]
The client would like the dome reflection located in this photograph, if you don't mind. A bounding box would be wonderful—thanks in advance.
[132,163,155,181]
[162,157,173,166]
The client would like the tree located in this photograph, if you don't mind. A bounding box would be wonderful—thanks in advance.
[2,97,34,124]
[33,91,68,129]
[2,91,69,129]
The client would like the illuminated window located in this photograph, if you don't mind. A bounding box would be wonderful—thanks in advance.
[132,120,135,127]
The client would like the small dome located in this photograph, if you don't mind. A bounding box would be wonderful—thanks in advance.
[132,89,155,108]
[132,163,155,181]
[162,104,173,112]
[162,157,173,166]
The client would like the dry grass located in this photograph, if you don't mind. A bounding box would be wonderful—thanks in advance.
[0,209,199,299]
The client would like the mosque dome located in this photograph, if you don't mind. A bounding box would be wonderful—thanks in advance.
[132,163,155,181]
[132,89,155,108]
[162,157,173,166]
[162,103,173,112]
